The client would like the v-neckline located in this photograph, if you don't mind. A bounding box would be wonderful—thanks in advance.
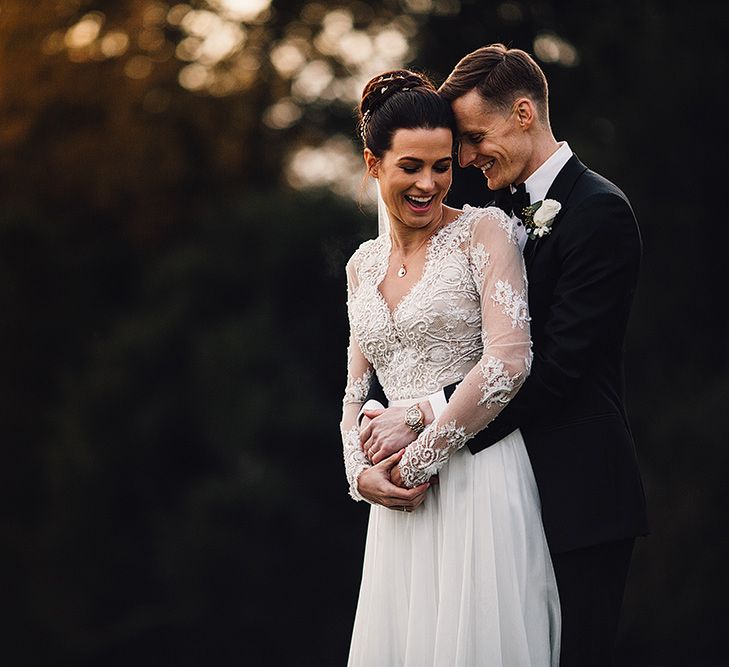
[375,207,470,321]
[376,233,433,321]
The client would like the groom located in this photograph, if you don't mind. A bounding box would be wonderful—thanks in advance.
[356,44,648,666]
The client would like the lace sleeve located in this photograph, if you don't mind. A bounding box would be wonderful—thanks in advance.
[398,208,532,488]
[340,256,374,501]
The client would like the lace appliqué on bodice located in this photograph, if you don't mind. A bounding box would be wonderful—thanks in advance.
[347,208,487,402]
[341,206,532,496]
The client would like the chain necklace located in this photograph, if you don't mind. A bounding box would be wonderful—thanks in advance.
[392,210,445,278]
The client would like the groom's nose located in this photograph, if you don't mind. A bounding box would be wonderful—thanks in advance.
[458,143,476,168]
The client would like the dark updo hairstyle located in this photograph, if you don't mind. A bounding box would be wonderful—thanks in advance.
[357,69,456,158]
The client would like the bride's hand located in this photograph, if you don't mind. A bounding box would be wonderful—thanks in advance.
[357,450,430,510]
[360,402,434,464]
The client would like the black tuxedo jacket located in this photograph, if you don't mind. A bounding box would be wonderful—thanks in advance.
[366,155,649,554]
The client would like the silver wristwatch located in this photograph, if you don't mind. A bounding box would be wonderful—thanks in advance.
[405,403,425,434]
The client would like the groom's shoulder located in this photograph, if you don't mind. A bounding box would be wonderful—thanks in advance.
[572,164,631,207]
[561,163,640,250]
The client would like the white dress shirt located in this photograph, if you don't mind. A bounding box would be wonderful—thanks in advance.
[511,141,573,252]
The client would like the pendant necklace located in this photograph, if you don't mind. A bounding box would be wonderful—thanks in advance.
[394,215,444,278]
[395,233,430,278]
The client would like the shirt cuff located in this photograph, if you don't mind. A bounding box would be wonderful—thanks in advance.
[426,388,448,419]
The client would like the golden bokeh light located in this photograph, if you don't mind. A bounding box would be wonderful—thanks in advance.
[177,9,247,66]
[300,2,327,24]
[286,135,371,201]
[314,8,354,56]
[207,0,272,22]
[533,33,579,67]
[401,0,433,13]
[497,1,523,22]
[263,99,303,130]
[237,48,262,71]
[270,41,308,78]
[166,3,192,26]
[291,60,335,102]
[176,37,202,62]
[373,28,409,60]
[180,9,221,37]
[337,30,373,66]
[40,0,416,197]
[178,62,211,90]
[64,12,104,49]
[142,2,168,26]
[100,31,130,58]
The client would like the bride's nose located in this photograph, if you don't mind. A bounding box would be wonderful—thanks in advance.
[415,170,435,191]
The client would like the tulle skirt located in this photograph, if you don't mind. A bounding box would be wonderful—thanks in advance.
[348,428,560,666]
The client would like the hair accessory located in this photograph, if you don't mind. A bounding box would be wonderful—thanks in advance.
[359,109,371,143]
[360,72,422,145]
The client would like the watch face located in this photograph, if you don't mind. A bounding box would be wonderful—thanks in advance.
[405,405,421,426]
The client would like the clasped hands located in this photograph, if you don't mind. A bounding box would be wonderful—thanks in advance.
[356,403,436,511]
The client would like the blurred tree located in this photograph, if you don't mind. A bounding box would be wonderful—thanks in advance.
[2,191,373,665]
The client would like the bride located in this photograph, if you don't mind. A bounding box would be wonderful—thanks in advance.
[340,69,560,666]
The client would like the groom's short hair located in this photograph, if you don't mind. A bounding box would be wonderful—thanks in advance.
[439,44,549,122]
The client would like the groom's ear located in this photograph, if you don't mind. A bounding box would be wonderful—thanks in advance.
[515,98,536,130]
[364,149,380,177]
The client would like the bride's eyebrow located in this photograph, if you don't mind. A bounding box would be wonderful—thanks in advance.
[397,156,453,163]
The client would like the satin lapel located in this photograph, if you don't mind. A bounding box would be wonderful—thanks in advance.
[525,154,589,267]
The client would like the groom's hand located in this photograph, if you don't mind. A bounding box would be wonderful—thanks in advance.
[357,450,430,510]
[360,402,434,464]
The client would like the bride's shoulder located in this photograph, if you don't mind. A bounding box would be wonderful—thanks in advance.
[462,204,510,225]
[347,235,386,273]
[462,205,518,246]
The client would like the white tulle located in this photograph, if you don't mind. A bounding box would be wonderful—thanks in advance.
[348,425,560,667]
[376,180,390,236]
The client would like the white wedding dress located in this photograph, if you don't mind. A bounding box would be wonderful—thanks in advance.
[340,205,560,666]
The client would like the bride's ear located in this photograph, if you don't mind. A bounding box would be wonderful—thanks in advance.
[364,148,379,178]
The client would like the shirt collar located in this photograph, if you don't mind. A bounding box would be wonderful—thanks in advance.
[511,141,573,203]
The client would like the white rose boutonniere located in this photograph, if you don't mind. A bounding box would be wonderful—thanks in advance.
[522,199,562,240]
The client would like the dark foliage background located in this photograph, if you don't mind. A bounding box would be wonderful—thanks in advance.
[2,0,728,665]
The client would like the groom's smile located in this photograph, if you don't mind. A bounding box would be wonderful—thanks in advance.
[480,158,496,175]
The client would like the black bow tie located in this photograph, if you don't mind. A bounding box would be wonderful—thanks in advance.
[494,183,530,220]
